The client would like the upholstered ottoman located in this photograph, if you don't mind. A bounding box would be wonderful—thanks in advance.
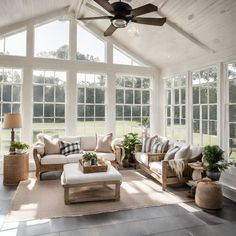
[61,163,122,204]
[195,181,223,209]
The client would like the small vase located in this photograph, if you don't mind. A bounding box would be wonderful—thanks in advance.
[206,171,221,181]
[16,149,24,154]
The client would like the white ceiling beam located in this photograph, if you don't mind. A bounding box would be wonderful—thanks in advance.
[0,7,69,36]
[156,10,215,53]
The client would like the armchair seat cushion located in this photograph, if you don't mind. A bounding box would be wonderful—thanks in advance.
[66,153,83,162]
[149,161,162,175]
[135,152,149,166]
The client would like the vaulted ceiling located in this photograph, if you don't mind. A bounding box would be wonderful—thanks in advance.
[1,0,236,69]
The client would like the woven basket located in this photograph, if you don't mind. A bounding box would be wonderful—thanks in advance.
[3,153,29,186]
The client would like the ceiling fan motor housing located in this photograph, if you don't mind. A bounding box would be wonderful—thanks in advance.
[111,2,132,28]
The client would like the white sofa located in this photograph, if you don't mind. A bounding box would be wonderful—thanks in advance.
[33,134,122,180]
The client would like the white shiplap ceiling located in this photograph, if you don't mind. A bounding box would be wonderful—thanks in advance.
[0,0,236,69]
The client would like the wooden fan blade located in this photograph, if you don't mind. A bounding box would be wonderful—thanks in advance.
[131,4,158,17]
[94,0,114,13]
[104,24,117,36]
[77,16,112,20]
[132,17,166,26]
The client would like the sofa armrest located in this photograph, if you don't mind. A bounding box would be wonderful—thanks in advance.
[148,153,165,162]
[113,144,125,165]
[33,149,42,169]
[135,144,142,152]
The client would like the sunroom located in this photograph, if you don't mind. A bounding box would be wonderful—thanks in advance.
[0,0,236,235]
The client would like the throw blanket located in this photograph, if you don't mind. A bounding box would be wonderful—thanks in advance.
[111,138,125,165]
[168,160,185,179]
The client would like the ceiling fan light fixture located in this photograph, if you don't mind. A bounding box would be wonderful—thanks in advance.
[112,17,128,28]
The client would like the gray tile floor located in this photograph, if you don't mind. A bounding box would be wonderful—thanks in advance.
[0,174,236,236]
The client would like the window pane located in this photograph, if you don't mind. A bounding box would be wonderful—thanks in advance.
[200,86,208,104]
[77,105,84,117]
[181,88,185,104]
[193,106,200,119]
[77,25,105,62]
[45,86,54,102]
[77,88,84,103]
[142,106,149,116]
[134,90,141,104]
[125,90,133,104]
[34,86,43,102]
[116,105,123,117]
[116,89,124,104]
[229,80,236,103]
[132,106,141,117]
[55,104,65,117]
[209,86,217,103]
[3,31,26,56]
[202,105,208,120]
[95,88,104,104]
[44,104,54,117]
[142,91,150,104]
[86,88,94,103]
[95,105,105,117]
[143,78,150,89]
[134,77,141,88]
[193,87,199,104]
[174,89,179,104]
[209,105,217,120]
[124,106,131,116]
[86,105,94,117]
[34,104,43,117]
[56,86,65,103]
[3,85,11,101]
[229,105,236,122]
[13,85,21,102]
[35,20,69,59]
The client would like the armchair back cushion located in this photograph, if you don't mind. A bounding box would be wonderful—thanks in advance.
[40,135,60,155]
[142,136,158,153]
[80,136,97,151]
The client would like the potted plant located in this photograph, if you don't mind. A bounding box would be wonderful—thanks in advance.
[203,145,231,181]
[122,133,141,167]
[11,141,29,154]
[82,152,97,166]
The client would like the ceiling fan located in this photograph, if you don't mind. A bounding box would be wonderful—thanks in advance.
[77,0,166,36]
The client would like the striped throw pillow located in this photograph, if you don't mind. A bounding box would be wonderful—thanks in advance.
[141,136,158,153]
[151,141,161,153]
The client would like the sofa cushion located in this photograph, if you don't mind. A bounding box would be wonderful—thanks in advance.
[135,152,149,166]
[149,161,162,175]
[142,136,158,153]
[42,135,60,155]
[96,152,115,161]
[190,145,202,159]
[164,146,180,160]
[41,155,67,165]
[80,136,97,151]
[175,144,190,160]
[66,153,83,162]
[59,136,80,143]
[95,133,113,153]
[59,141,81,156]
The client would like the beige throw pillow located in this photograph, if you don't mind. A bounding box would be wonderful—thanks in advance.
[43,135,60,155]
[95,133,113,153]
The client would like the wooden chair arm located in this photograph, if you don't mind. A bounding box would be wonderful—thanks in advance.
[135,144,142,152]
[33,149,42,169]
[148,153,165,162]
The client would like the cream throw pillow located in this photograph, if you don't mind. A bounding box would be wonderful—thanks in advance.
[95,133,113,153]
[43,135,60,155]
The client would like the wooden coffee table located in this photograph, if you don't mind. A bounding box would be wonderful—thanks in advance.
[61,163,122,204]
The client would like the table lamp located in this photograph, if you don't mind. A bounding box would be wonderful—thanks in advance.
[3,113,22,153]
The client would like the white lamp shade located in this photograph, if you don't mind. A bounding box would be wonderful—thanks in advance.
[3,113,22,129]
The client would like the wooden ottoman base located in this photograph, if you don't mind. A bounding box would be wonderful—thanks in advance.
[195,181,223,209]
[63,181,121,204]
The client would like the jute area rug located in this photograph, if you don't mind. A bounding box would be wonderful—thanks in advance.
[6,170,192,222]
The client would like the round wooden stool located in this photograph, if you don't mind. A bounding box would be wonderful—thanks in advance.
[195,181,223,209]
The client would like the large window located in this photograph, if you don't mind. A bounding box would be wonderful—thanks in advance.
[0,68,22,153]
[113,47,142,66]
[192,68,218,145]
[0,30,26,56]
[116,75,151,137]
[32,70,66,141]
[77,73,106,135]
[77,25,105,63]
[34,20,69,59]
[164,75,186,140]
[227,63,236,163]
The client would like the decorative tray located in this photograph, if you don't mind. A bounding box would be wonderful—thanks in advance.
[79,160,108,174]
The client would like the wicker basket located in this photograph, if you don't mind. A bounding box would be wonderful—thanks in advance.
[3,153,29,186]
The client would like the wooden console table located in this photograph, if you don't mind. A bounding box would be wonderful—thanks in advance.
[3,152,29,186]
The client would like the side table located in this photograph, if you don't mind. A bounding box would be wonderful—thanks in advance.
[3,152,29,186]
